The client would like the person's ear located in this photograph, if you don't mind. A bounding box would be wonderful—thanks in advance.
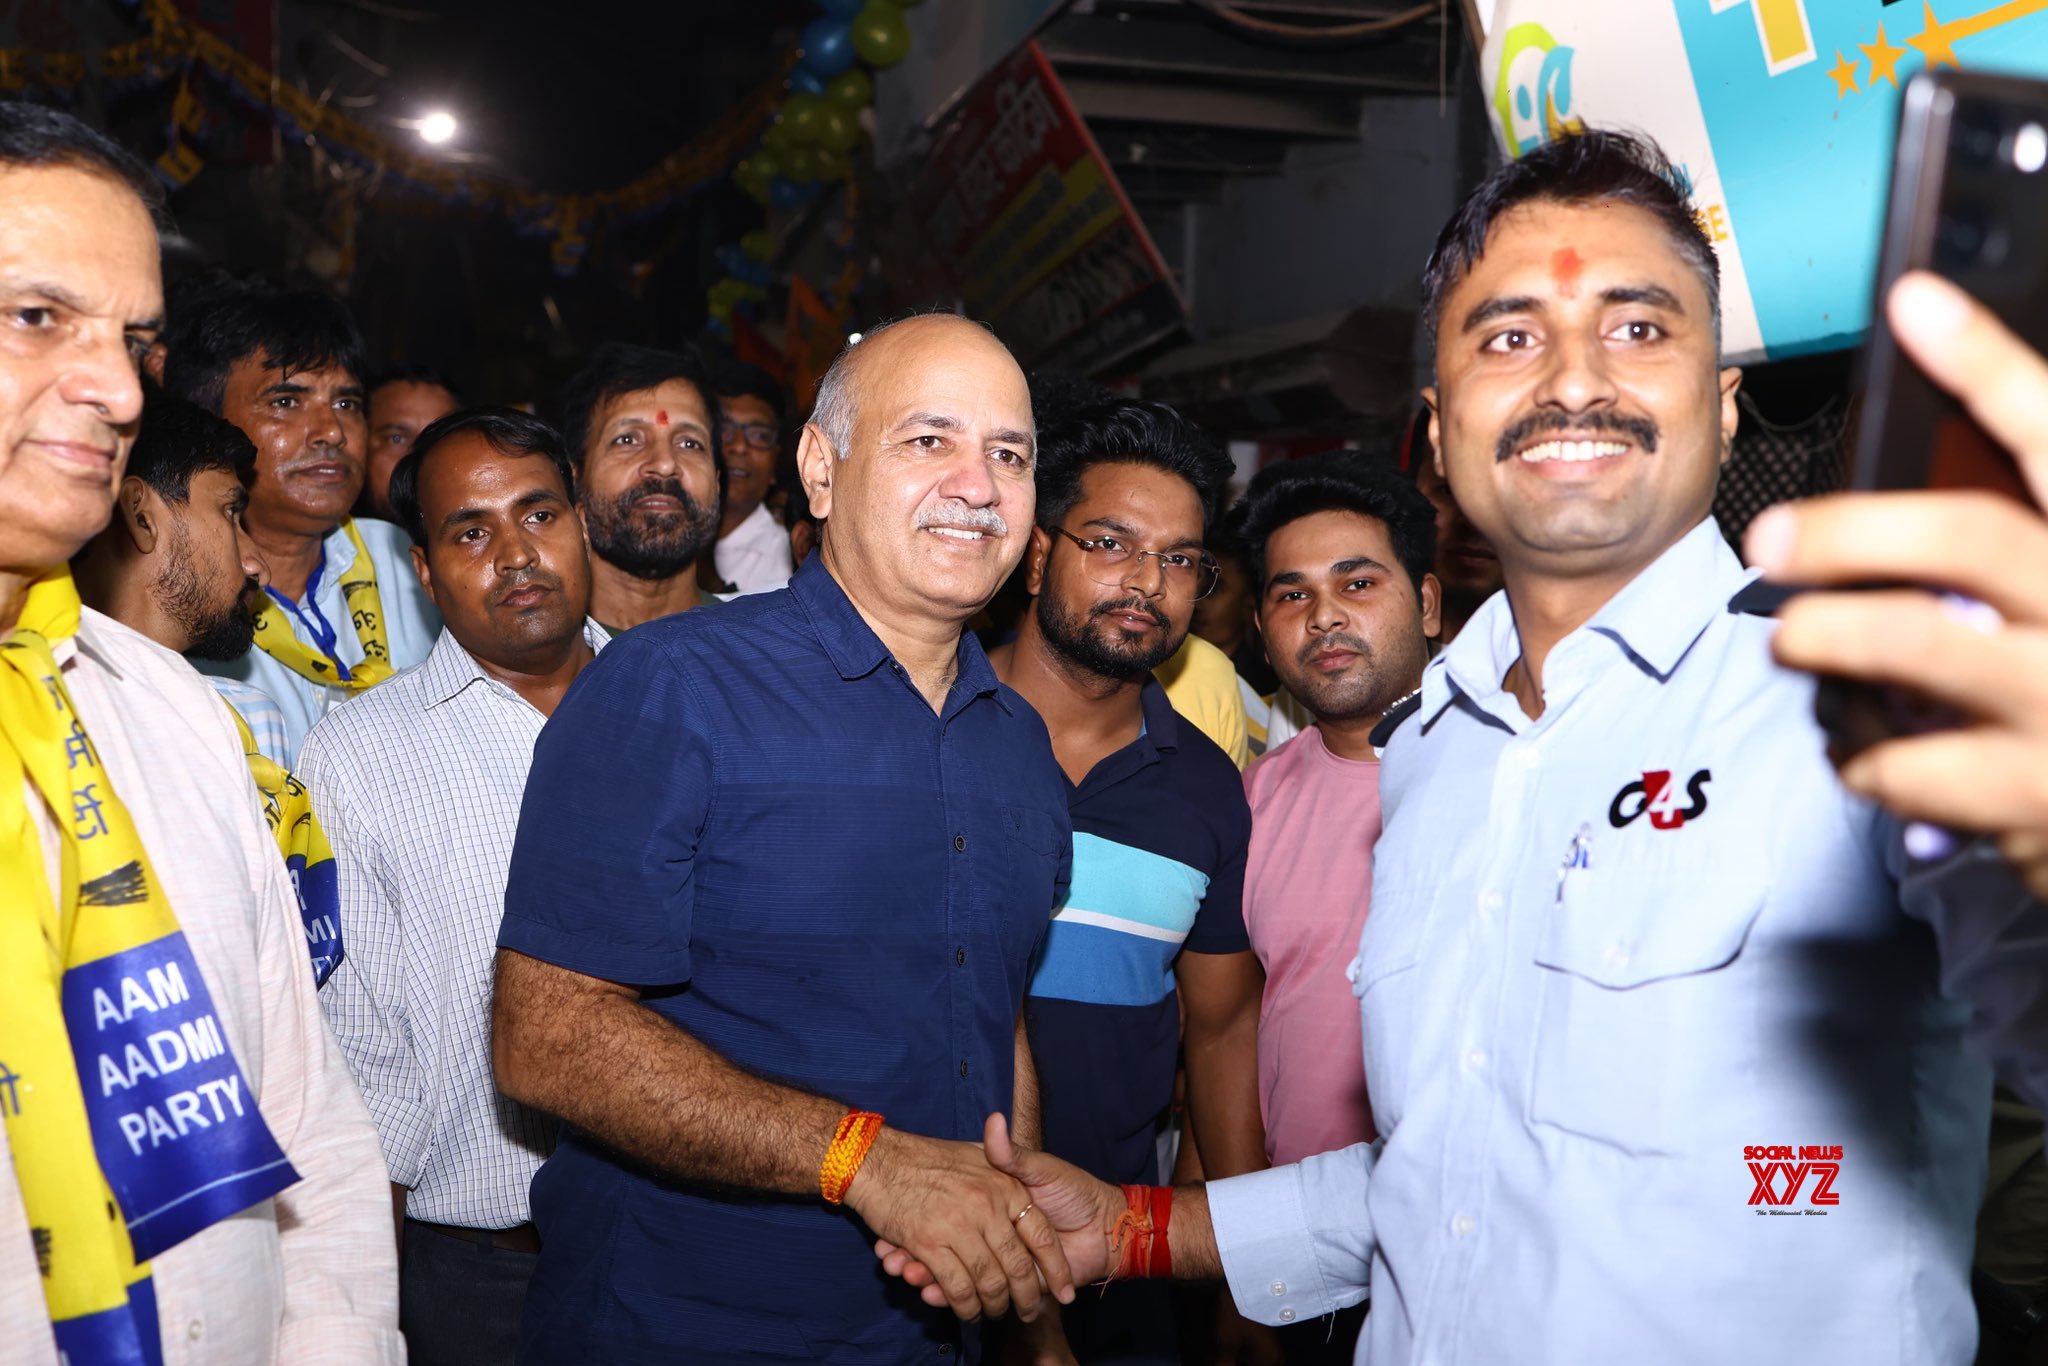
[1420,571,1443,641]
[1420,386,1445,478]
[796,424,837,521]
[1023,526,1051,596]
[1718,366,1744,467]
[119,477,158,555]
[410,543,437,611]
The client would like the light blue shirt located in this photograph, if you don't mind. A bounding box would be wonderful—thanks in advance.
[196,517,439,765]
[1208,517,2029,1366]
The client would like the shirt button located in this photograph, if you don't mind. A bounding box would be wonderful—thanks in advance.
[959,1059,970,1079]
[1465,1048,1487,1070]
[1279,1308,1297,1323]
[953,834,967,853]
[1270,1280,1287,1296]
[1477,889,1503,914]
[1451,1213,1475,1237]
[187,1320,204,1341]
[955,946,967,967]
[1605,945,1632,971]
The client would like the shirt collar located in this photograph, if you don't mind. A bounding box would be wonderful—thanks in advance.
[1137,674,1180,753]
[1422,517,1746,726]
[420,618,611,711]
[789,554,1008,712]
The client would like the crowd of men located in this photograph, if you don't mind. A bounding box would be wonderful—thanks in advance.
[11,89,2048,1366]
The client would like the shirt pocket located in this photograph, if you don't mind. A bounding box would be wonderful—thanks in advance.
[1528,844,1765,1157]
[1353,879,1432,1136]
[1001,803,1066,956]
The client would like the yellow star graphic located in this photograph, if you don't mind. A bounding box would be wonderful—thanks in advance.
[1826,48,1861,98]
[1861,22,1908,87]
[1907,1,1960,70]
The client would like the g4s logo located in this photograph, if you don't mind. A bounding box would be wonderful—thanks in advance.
[1608,769,1711,831]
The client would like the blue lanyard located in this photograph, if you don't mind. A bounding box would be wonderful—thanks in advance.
[263,554,353,682]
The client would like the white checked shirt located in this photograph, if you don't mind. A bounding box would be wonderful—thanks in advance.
[299,620,608,1229]
[1207,518,2042,1366]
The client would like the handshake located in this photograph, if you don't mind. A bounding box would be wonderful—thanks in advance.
[844,1113,1185,1325]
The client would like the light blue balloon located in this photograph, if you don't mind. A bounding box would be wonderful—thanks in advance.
[787,66,826,97]
[799,17,858,78]
[817,0,865,15]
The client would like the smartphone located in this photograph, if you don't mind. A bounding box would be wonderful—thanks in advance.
[1816,69,2048,759]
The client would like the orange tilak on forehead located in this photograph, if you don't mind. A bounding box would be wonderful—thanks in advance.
[1551,247,1583,296]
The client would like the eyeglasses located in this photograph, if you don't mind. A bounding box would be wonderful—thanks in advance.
[720,421,780,451]
[1048,525,1221,599]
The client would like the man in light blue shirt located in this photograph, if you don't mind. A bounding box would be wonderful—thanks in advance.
[164,279,438,761]
[879,129,2039,1365]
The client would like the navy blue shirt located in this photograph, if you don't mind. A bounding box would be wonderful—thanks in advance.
[498,556,1071,1365]
[1024,679,1251,1188]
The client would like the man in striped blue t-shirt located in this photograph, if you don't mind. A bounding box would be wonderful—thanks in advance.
[991,396,1261,1364]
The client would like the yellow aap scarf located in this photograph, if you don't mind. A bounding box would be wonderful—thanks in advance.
[0,571,298,1365]
[226,705,343,986]
[249,519,394,691]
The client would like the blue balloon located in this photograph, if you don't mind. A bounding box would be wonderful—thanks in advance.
[769,176,808,208]
[798,17,858,78]
[787,66,826,97]
[714,243,748,274]
[733,258,773,287]
[816,0,865,14]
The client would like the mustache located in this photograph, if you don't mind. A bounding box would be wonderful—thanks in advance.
[1091,595,1169,632]
[1494,409,1659,462]
[916,503,1008,535]
[618,476,699,513]
[491,568,562,604]
[1298,632,1371,667]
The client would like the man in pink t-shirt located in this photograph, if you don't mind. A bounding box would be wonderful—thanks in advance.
[1237,455,1441,1169]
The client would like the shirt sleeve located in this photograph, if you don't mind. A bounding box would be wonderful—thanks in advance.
[1183,779,1251,956]
[1208,1141,1377,1326]
[498,631,713,986]
[217,701,404,1363]
[1892,818,2048,1112]
[298,729,433,1188]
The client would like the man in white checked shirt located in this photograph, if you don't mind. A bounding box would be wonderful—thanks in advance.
[299,407,603,1366]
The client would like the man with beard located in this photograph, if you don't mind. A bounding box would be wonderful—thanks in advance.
[1231,455,1437,1366]
[556,342,724,633]
[299,409,601,1366]
[880,127,2044,1366]
[988,397,1261,1365]
[165,279,440,762]
[72,382,348,986]
[492,314,1077,1364]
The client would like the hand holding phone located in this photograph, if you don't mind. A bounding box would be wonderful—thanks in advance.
[1746,270,2048,895]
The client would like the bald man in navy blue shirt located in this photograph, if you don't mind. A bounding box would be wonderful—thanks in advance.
[491,316,1078,1365]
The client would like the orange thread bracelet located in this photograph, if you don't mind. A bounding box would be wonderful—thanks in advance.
[820,1109,884,1204]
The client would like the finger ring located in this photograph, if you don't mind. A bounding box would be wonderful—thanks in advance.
[1012,1203,1035,1223]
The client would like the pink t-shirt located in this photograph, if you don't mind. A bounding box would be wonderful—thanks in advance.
[1241,725,1381,1166]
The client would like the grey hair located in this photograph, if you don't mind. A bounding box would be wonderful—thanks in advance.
[806,310,1001,459]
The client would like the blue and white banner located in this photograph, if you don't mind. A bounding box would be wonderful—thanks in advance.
[1484,0,2048,360]
[62,933,299,1262]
